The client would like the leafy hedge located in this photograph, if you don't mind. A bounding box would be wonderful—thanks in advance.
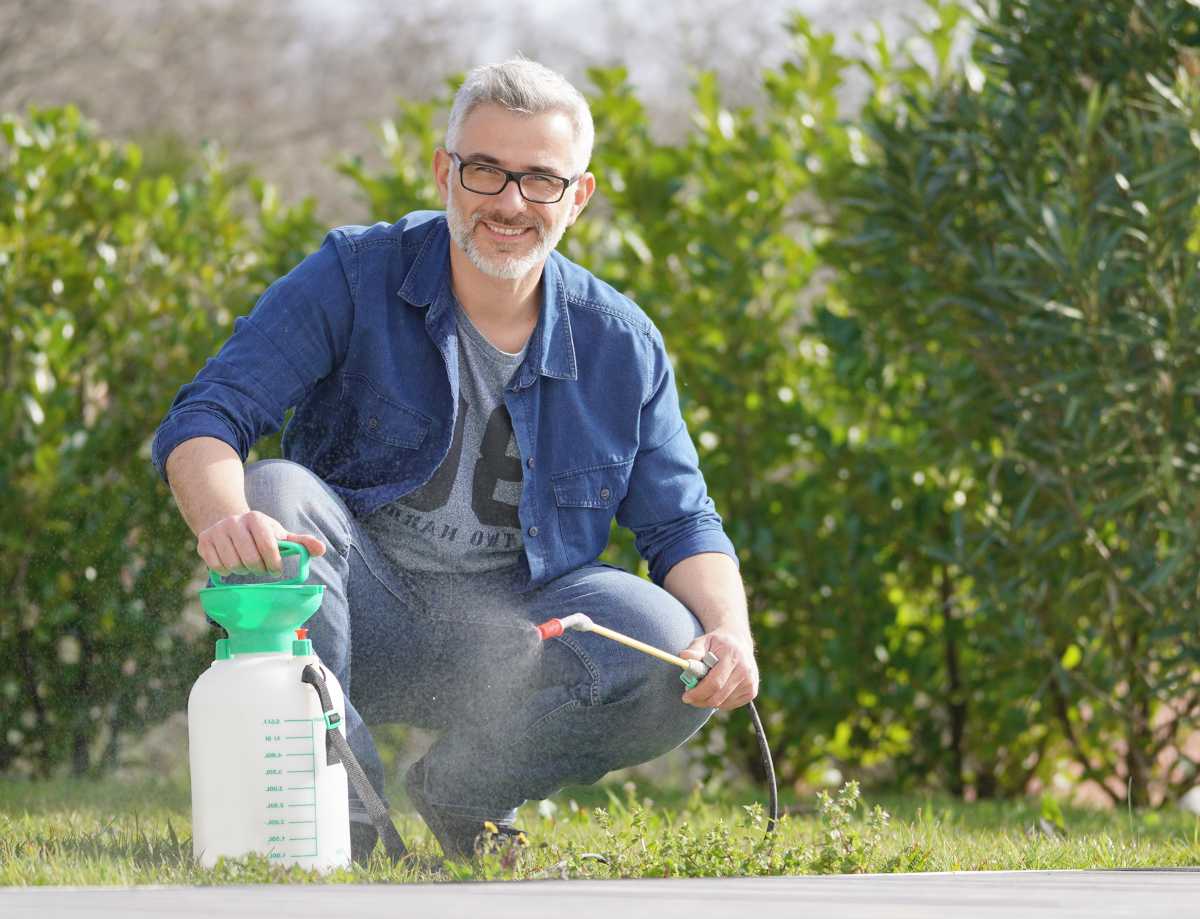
[0,106,323,776]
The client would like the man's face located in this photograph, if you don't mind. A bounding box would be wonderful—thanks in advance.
[436,103,594,281]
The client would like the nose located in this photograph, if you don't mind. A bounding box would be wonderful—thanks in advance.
[497,177,528,211]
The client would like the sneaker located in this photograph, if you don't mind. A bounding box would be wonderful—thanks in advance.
[404,758,529,861]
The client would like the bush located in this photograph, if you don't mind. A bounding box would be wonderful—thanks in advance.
[0,106,323,775]
[827,0,1200,803]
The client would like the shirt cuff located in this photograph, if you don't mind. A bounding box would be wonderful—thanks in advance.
[151,409,243,484]
[648,525,739,586]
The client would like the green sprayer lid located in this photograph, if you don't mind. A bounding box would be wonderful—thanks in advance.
[198,541,324,659]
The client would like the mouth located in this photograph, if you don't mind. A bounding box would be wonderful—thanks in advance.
[478,219,535,242]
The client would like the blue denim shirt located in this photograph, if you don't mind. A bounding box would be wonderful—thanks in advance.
[151,211,737,590]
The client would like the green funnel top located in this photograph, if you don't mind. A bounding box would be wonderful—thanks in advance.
[199,541,324,659]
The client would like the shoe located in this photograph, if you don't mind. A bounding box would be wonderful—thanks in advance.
[350,820,378,866]
[404,759,529,861]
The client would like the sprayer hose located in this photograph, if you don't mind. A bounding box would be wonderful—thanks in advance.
[747,699,779,836]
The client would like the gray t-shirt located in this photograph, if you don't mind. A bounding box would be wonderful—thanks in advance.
[359,302,527,573]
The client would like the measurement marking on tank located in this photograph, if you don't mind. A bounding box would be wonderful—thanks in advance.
[266,819,285,826]
[288,820,315,824]
[287,769,314,774]
[287,803,314,807]
[288,785,316,791]
[290,836,317,841]
[285,752,312,756]
[263,718,280,725]
[265,769,282,776]
[264,752,283,759]
[285,735,308,739]
[266,785,283,792]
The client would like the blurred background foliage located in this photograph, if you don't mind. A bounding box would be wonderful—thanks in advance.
[3,0,1199,810]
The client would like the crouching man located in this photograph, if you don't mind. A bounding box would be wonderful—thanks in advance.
[152,58,758,863]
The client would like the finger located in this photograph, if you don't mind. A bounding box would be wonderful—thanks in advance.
[717,683,757,711]
[246,516,284,573]
[700,676,739,710]
[678,637,708,660]
[196,537,226,576]
[717,695,748,712]
[285,533,327,557]
[683,657,737,707]
[208,530,244,576]
[229,524,268,574]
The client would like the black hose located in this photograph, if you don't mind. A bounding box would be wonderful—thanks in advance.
[746,699,778,836]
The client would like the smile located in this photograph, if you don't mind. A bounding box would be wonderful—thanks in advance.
[481,221,531,238]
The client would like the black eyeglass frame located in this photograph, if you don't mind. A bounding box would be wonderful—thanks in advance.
[449,152,580,204]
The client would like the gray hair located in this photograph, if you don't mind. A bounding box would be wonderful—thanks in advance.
[445,58,594,174]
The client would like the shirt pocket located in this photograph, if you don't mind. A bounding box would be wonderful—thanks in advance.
[552,460,633,559]
[329,372,433,490]
[343,372,431,449]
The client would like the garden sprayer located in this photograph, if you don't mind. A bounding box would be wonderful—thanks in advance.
[189,540,403,869]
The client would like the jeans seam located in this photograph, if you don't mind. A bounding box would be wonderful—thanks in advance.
[554,634,601,706]
[522,697,583,738]
[347,541,415,611]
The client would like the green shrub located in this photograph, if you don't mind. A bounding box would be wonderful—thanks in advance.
[828,0,1200,802]
[0,106,322,775]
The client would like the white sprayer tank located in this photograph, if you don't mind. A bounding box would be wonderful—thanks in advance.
[189,644,350,870]
[188,542,350,871]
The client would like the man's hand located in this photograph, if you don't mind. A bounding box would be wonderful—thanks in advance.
[678,628,759,711]
[197,511,326,577]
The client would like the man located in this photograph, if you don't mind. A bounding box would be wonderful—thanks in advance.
[153,58,758,863]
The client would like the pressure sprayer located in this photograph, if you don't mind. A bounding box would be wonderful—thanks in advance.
[189,541,405,869]
[535,613,779,836]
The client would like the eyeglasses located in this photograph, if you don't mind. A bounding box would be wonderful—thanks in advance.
[449,152,578,204]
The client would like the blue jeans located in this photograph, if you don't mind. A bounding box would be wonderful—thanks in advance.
[243,459,712,826]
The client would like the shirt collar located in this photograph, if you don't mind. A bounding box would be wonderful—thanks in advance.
[397,215,578,385]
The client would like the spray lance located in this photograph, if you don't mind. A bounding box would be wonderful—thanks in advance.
[535,613,779,836]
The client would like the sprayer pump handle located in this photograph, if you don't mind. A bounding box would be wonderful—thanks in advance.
[207,540,310,586]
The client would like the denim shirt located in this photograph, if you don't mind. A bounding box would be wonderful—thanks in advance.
[151,211,737,590]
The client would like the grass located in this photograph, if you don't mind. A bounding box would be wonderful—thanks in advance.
[0,775,1197,885]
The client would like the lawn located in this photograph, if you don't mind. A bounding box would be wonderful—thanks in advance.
[1,776,1197,885]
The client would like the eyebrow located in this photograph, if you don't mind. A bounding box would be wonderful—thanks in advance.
[463,152,566,176]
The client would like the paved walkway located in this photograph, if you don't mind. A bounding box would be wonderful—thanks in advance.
[3,869,1198,918]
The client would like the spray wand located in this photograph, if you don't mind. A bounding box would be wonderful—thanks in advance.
[535,612,779,836]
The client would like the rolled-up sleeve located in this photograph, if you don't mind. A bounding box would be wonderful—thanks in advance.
[616,331,738,586]
[150,231,355,483]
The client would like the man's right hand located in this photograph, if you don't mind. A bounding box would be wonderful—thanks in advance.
[197,510,326,577]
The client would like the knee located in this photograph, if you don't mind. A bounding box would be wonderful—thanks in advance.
[575,600,701,709]
[244,460,338,526]
[245,459,314,514]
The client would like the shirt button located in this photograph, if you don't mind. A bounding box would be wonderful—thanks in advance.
[526,457,535,469]
[367,417,379,430]
[599,487,611,500]
[527,526,539,537]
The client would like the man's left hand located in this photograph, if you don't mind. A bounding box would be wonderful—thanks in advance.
[678,629,759,711]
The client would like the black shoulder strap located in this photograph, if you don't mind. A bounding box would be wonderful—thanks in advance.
[300,663,408,863]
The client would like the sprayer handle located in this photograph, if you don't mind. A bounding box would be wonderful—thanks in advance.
[207,540,310,586]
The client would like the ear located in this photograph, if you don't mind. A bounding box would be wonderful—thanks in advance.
[566,172,596,227]
[433,148,452,205]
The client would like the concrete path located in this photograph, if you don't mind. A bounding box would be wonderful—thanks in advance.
[3,869,1198,918]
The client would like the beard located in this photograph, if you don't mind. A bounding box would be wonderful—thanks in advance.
[445,192,570,280]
